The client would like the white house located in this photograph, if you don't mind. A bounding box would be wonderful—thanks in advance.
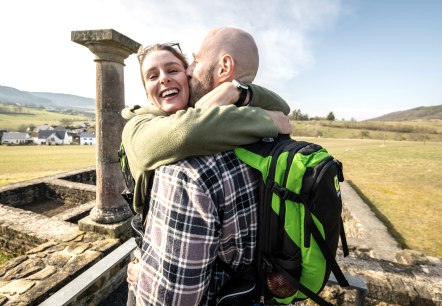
[1,132,32,145]
[35,130,72,145]
[80,132,96,145]
[33,124,54,133]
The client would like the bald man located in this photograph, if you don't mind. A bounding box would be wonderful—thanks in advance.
[188,27,260,106]
[133,27,276,306]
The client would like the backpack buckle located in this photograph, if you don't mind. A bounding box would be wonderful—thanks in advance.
[271,183,290,200]
[121,188,134,206]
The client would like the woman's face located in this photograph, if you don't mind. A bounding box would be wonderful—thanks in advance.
[141,50,189,114]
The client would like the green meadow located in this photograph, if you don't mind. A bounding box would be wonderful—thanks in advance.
[301,137,442,257]
[0,145,95,186]
[293,120,442,142]
[1,136,441,258]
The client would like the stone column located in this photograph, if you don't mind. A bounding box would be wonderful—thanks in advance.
[72,29,140,224]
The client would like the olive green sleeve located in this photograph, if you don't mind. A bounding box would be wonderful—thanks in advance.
[122,105,278,177]
[247,84,291,115]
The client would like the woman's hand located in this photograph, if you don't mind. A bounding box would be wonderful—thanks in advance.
[194,82,239,109]
[265,111,293,135]
[127,248,141,291]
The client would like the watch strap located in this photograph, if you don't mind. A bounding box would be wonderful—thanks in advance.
[233,80,248,107]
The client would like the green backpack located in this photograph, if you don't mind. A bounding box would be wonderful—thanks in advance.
[118,143,152,222]
[118,143,136,208]
[219,135,349,306]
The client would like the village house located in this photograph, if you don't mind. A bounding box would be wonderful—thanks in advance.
[80,132,96,145]
[0,130,7,140]
[1,132,32,145]
[33,124,54,133]
[35,130,72,145]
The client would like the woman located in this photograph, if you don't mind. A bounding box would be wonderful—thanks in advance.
[122,42,292,215]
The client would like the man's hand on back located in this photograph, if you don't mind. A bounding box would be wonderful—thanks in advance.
[265,110,293,135]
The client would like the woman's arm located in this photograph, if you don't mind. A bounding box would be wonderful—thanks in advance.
[122,83,291,175]
[122,105,281,174]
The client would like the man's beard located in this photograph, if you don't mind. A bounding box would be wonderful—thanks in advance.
[188,65,215,106]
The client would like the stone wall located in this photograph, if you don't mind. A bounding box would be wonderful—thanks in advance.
[0,169,97,256]
[319,248,442,305]
[0,231,121,305]
[0,168,133,305]
[0,204,81,256]
[333,182,442,305]
[60,169,96,186]
[0,179,95,209]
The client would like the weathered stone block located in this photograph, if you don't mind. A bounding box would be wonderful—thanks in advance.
[18,270,71,305]
[2,258,45,281]
[25,241,57,254]
[395,249,429,265]
[0,256,28,278]
[65,250,102,276]
[26,266,57,281]
[0,279,35,295]
[66,242,91,255]
[47,252,72,268]
[90,239,120,253]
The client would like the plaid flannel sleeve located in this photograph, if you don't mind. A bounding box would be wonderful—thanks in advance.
[135,162,220,306]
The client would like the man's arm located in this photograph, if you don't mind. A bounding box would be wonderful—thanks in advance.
[248,84,291,115]
[136,164,219,306]
[193,82,290,115]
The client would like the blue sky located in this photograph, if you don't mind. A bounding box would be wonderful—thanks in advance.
[1,0,441,120]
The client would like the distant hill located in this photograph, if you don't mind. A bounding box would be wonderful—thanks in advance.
[369,105,442,121]
[0,85,95,112]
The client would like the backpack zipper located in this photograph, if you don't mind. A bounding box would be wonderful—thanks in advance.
[216,283,256,306]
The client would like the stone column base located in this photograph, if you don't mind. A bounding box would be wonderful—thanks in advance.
[79,215,132,240]
[90,204,133,224]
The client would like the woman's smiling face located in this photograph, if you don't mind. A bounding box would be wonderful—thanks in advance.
[141,50,189,114]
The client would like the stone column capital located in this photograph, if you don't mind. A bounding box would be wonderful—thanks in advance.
[71,29,141,64]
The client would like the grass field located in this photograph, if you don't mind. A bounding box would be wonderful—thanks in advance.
[1,140,441,258]
[301,137,442,257]
[0,145,95,186]
[293,120,442,142]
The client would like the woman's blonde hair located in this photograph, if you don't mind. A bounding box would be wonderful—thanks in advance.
[137,42,188,88]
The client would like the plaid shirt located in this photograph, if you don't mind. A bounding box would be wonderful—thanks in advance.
[135,151,259,306]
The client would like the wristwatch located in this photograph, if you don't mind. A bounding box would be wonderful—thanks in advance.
[232,79,249,107]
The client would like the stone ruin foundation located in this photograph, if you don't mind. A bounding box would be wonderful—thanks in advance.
[0,168,130,305]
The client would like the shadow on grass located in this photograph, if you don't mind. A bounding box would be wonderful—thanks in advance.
[347,180,409,250]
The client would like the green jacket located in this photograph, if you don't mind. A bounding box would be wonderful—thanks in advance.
[122,84,290,214]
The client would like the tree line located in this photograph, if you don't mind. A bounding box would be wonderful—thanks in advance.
[289,109,336,121]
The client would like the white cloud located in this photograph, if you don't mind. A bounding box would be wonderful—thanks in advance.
[0,0,343,108]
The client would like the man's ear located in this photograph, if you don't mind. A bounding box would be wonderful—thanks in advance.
[216,54,235,82]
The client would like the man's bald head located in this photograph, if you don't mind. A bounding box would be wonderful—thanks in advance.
[187,27,260,105]
[199,27,259,83]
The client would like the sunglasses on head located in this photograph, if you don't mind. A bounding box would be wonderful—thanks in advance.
[137,41,182,64]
